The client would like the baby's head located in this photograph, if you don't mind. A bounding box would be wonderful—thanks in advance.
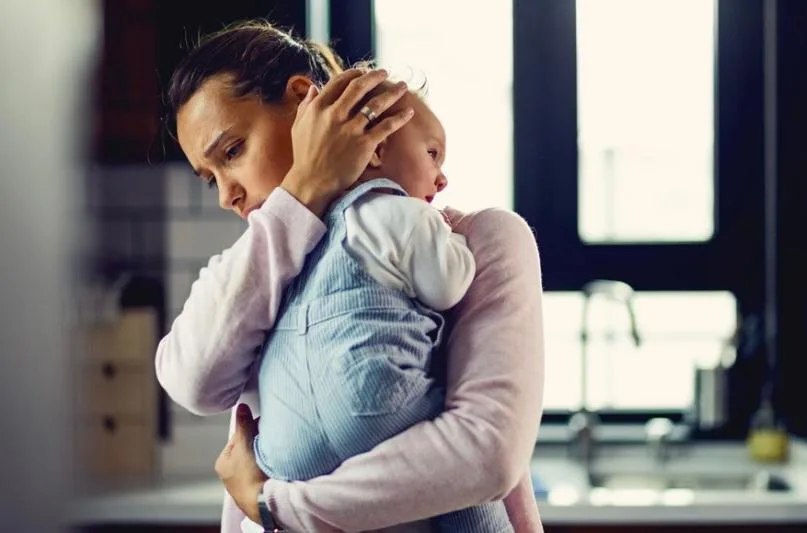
[359,80,448,203]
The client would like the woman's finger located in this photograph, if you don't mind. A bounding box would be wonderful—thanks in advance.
[313,68,366,105]
[235,405,259,441]
[349,80,408,130]
[366,107,415,145]
[295,84,318,118]
[333,69,391,117]
[221,439,235,458]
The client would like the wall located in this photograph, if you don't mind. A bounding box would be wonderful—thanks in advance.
[87,164,165,278]
[162,163,246,477]
[0,0,98,530]
[88,162,246,478]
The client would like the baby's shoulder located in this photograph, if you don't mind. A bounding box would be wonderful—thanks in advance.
[350,192,437,227]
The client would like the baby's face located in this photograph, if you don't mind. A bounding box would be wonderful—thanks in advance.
[377,92,448,203]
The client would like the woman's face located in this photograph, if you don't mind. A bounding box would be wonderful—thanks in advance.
[177,75,298,219]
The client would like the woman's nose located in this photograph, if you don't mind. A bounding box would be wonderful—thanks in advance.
[218,179,245,212]
[436,174,448,192]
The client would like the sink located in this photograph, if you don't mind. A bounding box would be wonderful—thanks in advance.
[589,470,791,493]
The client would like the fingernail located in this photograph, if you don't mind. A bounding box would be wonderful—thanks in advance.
[377,68,389,77]
[405,108,415,117]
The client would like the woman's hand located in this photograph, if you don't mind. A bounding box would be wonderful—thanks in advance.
[215,404,267,525]
[281,69,414,217]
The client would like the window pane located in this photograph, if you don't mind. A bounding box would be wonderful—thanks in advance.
[543,291,737,411]
[577,0,716,243]
[374,0,513,211]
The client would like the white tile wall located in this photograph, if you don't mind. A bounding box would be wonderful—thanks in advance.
[167,219,245,261]
[200,178,224,211]
[165,163,193,210]
[137,219,166,260]
[92,164,166,209]
[165,161,224,213]
[162,163,249,477]
[98,219,134,258]
[166,269,195,320]
[90,164,165,268]
[89,163,241,478]
[160,412,231,478]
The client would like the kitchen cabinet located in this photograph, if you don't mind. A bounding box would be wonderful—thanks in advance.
[75,309,159,480]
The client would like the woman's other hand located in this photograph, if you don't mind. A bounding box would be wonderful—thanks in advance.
[215,403,267,524]
[281,69,413,217]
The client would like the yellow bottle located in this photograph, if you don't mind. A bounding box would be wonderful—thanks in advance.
[747,397,789,463]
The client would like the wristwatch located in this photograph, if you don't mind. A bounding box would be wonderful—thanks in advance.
[257,485,285,532]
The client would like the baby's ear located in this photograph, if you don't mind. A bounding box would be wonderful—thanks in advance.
[368,139,387,168]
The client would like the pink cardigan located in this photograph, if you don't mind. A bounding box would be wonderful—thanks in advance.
[155,188,545,532]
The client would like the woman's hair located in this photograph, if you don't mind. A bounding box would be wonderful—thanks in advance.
[167,20,344,119]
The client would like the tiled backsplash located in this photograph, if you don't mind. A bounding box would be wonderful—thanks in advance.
[164,163,246,477]
[89,163,247,477]
[88,164,165,278]
[164,163,246,320]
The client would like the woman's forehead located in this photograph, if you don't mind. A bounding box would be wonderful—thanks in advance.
[178,78,239,129]
[177,78,255,152]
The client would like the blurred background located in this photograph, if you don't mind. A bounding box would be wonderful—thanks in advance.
[2,0,806,532]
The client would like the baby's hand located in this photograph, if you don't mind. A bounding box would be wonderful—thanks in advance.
[440,209,453,228]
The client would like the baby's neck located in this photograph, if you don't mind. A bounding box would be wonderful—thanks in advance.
[355,167,399,188]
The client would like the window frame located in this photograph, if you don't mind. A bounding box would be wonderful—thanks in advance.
[513,0,768,434]
[354,0,807,437]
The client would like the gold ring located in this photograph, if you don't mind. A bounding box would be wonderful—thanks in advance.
[359,105,378,123]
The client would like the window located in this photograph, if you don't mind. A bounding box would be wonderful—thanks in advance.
[577,0,717,243]
[514,0,766,423]
[373,0,513,211]
[542,291,737,411]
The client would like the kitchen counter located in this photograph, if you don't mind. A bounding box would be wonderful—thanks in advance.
[70,437,807,527]
[529,440,807,525]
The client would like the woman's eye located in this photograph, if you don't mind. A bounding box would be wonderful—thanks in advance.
[225,141,243,161]
[428,149,439,160]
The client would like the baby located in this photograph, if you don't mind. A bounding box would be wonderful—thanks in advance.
[250,84,513,533]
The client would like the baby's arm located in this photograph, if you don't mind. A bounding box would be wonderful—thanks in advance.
[344,193,475,311]
[155,188,326,415]
[402,205,476,311]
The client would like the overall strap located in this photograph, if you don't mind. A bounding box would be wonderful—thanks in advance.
[324,178,407,226]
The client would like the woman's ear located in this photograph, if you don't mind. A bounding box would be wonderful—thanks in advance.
[286,75,316,103]
[368,140,387,169]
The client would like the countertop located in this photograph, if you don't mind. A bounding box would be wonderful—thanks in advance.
[69,436,807,526]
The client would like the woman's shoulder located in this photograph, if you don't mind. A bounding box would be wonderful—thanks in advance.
[448,207,537,248]
[450,207,543,296]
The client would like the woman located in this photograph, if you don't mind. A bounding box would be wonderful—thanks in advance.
[156,21,545,532]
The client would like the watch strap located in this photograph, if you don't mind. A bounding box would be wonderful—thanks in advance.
[257,485,284,532]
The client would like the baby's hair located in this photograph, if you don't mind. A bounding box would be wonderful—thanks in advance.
[351,61,431,127]
[352,60,430,98]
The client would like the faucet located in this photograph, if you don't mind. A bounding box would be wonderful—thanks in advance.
[568,280,642,470]
[645,417,676,464]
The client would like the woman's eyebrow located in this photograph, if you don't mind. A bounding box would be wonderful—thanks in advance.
[203,128,232,159]
[191,126,235,176]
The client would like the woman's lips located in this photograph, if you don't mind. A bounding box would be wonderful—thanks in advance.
[241,205,258,220]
